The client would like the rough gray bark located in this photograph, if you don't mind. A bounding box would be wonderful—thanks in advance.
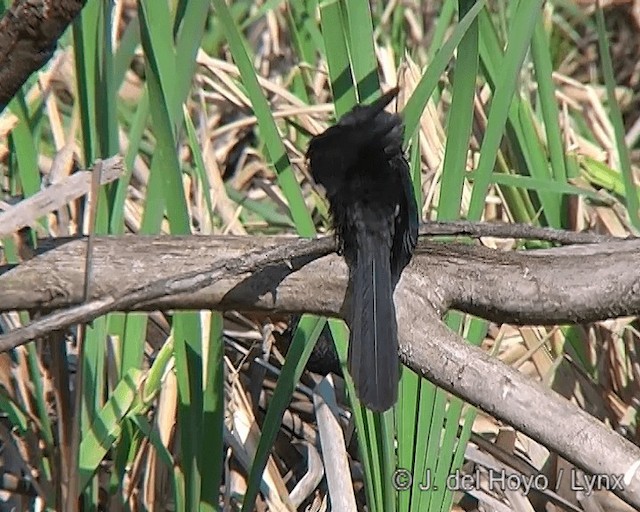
[0,0,86,109]
[1,235,640,508]
[2,236,639,323]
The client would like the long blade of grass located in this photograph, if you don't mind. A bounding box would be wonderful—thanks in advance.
[319,0,357,117]
[475,10,551,224]
[241,315,326,512]
[397,366,419,510]
[183,106,215,224]
[78,369,145,491]
[201,312,225,511]
[110,89,149,233]
[438,0,479,221]
[212,0,316,236]
[467,0,544,220]
[441,407,476,512]
[468,170,601,199]
[402,0,486,142]
[380,409,397,512]
[413,387,444,510]
[138,0,190,234]
[8,98,41,198]
[343,0,379,103]
[594,4,640,228]
[173,312,204,509]
[426,1,457,62]
[96,0,118,158]
[174,0,211,99]
[429,398,463,510]
[130,413,186,512]
[73,0,101,163]
[530,18,567,185]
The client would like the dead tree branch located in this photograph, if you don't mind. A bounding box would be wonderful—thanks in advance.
[1,235,640,507]
[419,220,624,244]
[0,156,124,238]
[0,237,335,351]
[0,0,86,109]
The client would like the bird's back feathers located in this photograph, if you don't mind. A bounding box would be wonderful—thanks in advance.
[306,89,418,411]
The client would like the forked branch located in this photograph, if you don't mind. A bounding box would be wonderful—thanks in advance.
[0,235,639,507]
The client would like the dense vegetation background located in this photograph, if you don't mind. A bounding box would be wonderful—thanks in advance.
[0,0,639,510]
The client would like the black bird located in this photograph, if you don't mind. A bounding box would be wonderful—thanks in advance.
[306,88,419,411]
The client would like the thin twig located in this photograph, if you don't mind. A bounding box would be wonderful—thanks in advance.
[0,155,123,238]
[83,159,103,301]
[419,220,626,244]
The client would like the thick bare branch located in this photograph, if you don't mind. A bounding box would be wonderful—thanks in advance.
[395,289,640,509]
[0,0,86,108]
[412,240,640,324]
[1,235,640,507]
[0,236,344,314]
[2,236,639,324]
[0,237,335,351]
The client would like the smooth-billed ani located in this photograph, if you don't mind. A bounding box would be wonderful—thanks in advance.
[306,88,418,411]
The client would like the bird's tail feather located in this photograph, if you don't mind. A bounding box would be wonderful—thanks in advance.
[347,231,398,411]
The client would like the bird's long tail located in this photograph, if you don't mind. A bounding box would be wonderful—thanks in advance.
[347,229,398,411]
